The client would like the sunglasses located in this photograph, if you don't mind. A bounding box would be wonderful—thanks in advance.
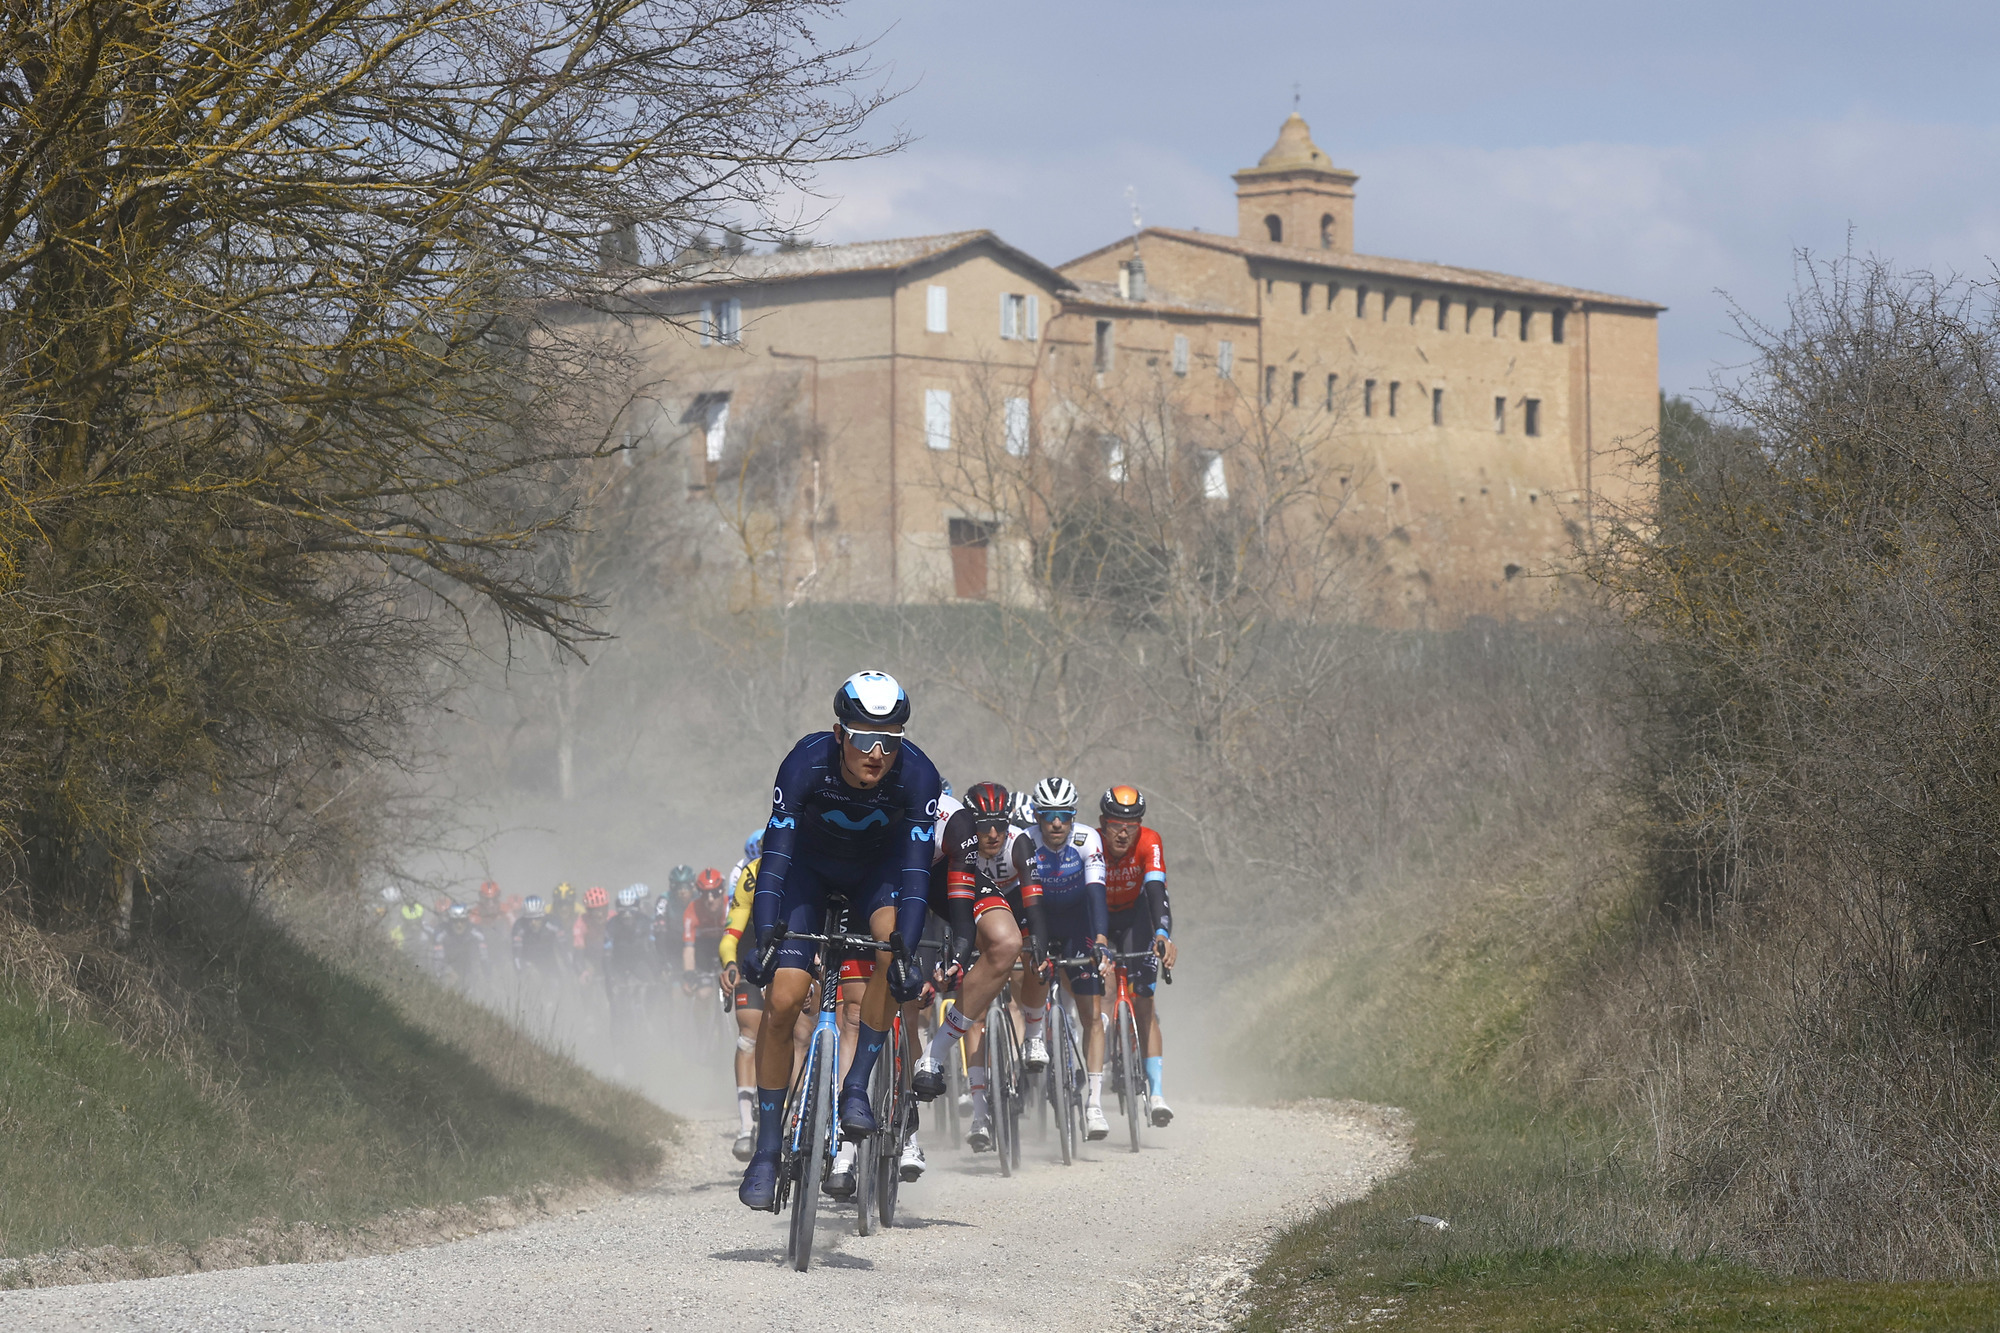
[840,726,904,756]
[1036,809,1075,821]
[972,816,1011,831]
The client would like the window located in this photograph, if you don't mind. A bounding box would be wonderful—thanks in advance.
[1001,292,1041,340]
[1291,370,1304,406]
[1004,396,1030,457]
[926,284,948,333]
[1093,319,1113,373]
[1264,365,1278,403]
[1172,334,1189,376]
[1320,214,1334,249]
[1105,436,1126,482]
[1388,381,1400,417]
[1217,340,1234,378]
[1437,296,1450,331]
[1356,286,1368,318]
[699,298,741,346]
[1264,214,1282,242]
[1325,373,1338,410]
[1364,379,1377,417]
[1432,387,1444,425]
[1552,309,1566,344]
[1201,451,1229,500]
[1494,395,1507,433]
[1524,398,1541,436]
[949,518,993,600]
[1300,282,1311,315]
[1519,308,1532,342]
[924,388,952,450]
[701,394,729,462]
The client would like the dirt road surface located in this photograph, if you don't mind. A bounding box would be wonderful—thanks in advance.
[2,1100,1403,1333]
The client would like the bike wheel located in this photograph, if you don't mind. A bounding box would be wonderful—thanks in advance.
[1052,1000,1075,1166]
[1118,1000,1143,1153]
[788,1027,834,1272]
[876,1019,906,1229]
[986,993,1014,1177]
[1000,1008,1024,1170]
[944,1027,964,1147]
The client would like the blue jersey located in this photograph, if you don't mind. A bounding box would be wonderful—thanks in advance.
[1031,822,1108,942]
[752,732,943,942]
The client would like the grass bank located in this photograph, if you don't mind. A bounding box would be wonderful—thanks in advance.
[1233,800,2000,1329]
[0,888,674,1271]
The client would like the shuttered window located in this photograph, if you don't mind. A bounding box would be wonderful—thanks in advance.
[926,284,948,333]
[924,388,952,450]
[1004,397,1030,457]
[1172,335,1189,376]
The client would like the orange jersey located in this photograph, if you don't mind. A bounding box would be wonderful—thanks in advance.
[683,893,729,943]
[1100,824,1166,913]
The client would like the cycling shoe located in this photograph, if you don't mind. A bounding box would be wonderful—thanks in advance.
[1085,1105,1110,1140]
[738,1149,780,1210]
[1148,1095,1175,1127]
[1021,1035,1050,1073]
[838,1086,878,1141]
[824,1143,858,1198]
[900,1139,927,1182]
[732,1130,755,1162]
[966,1117,993,1152]
[911,1055,946,1101]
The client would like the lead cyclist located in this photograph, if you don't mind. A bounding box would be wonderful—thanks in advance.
[735,671,937,1211]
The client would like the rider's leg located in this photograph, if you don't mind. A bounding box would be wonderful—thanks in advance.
[928,909,1021,1063]
[752,966,812,1154]
[837,975,864,1080]
[734,1002,761,1136]
[838,904,899,1105]
[1135,992,1165,1091]
[1015,966,1049,1042]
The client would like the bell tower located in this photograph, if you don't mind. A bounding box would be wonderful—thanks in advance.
[1233,112,1358,252]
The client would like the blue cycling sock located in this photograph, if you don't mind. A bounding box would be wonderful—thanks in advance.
[843,1021,889,1095]
[1145,1056,1164,1098]
[754,1087,786,1155]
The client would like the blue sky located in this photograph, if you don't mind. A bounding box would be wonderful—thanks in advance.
[783,0,2000,399]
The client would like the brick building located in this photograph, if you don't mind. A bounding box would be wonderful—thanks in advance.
[618,113,1661,623]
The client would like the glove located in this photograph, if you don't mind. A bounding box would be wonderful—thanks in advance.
[720,961,740,992]
[887,950,926,1003]
[740,933,776,988]
[948,935,977,982]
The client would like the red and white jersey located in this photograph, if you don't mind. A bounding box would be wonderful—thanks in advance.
[1101,824,1166,914]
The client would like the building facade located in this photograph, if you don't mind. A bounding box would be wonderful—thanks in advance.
[621,114,1661,623]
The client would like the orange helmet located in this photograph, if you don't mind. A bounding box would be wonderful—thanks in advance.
[583,885,609,909]
[696,868,725,893]
[1099,785,1146,821]
[479,880,500,900]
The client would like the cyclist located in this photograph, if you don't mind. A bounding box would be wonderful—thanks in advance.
[735,670,939,1210]
[1025,775,1114,1140]
[512,894,563,976]
[719,844,764,1161]
[391,896,430,962]
[604,885,651,1039]
[682,869,730,995]
[912,781,1047,1155]
[666,864,699,925]
[575,886,610,987]
[434,902,488,987]
[1099,784,1176,1127]
[472,880,510,935]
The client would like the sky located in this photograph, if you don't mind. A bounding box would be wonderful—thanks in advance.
[775,0,2000,400]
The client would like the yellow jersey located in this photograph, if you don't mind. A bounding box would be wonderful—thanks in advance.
[718,856,757,965]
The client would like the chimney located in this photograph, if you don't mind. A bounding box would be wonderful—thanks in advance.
[1126,256,1147,303]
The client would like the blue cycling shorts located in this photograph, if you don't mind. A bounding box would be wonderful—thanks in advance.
[768,847,902,976]
[1044,898,1104,997]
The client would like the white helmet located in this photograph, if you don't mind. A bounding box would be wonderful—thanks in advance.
[379,885,402,904]
[616,884,643,909]
[1006,790,1035,826]
[1031,776,1079,814]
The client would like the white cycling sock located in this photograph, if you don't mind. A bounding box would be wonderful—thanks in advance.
[969,1065,990,1123]
[735,1086,756,1134]
[927,1003,975,1062]
[1087,1071,1104,1109]
[1021,1004,1047,1042]
[833,1140,856,1170]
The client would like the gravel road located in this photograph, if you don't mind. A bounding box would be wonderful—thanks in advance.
[1,1099,1404,1333]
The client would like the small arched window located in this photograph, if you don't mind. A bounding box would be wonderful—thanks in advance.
[1320,214,1334,248]
[1264,214,1282,243]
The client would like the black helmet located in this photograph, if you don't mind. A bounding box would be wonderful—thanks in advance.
[1099,784,1146,821]
[965,781,1011,824]
[833,670,910,728]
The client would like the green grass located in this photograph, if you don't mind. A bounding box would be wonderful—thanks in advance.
[0,895,674,1263]
[1232,809,2000,1329]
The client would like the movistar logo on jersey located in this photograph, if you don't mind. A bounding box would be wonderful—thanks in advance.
[910,825,933,842]
[821,808,890,831]
[768,815,796,830]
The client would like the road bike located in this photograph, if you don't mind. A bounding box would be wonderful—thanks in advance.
[1045,951,1097,1165]
[983,978,1025,1175]
[1106,951,1157,1154]
[759,908,908,1273]
[867,1005,918,1229]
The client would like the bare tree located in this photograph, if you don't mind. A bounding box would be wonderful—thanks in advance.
[0,0,890,919]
